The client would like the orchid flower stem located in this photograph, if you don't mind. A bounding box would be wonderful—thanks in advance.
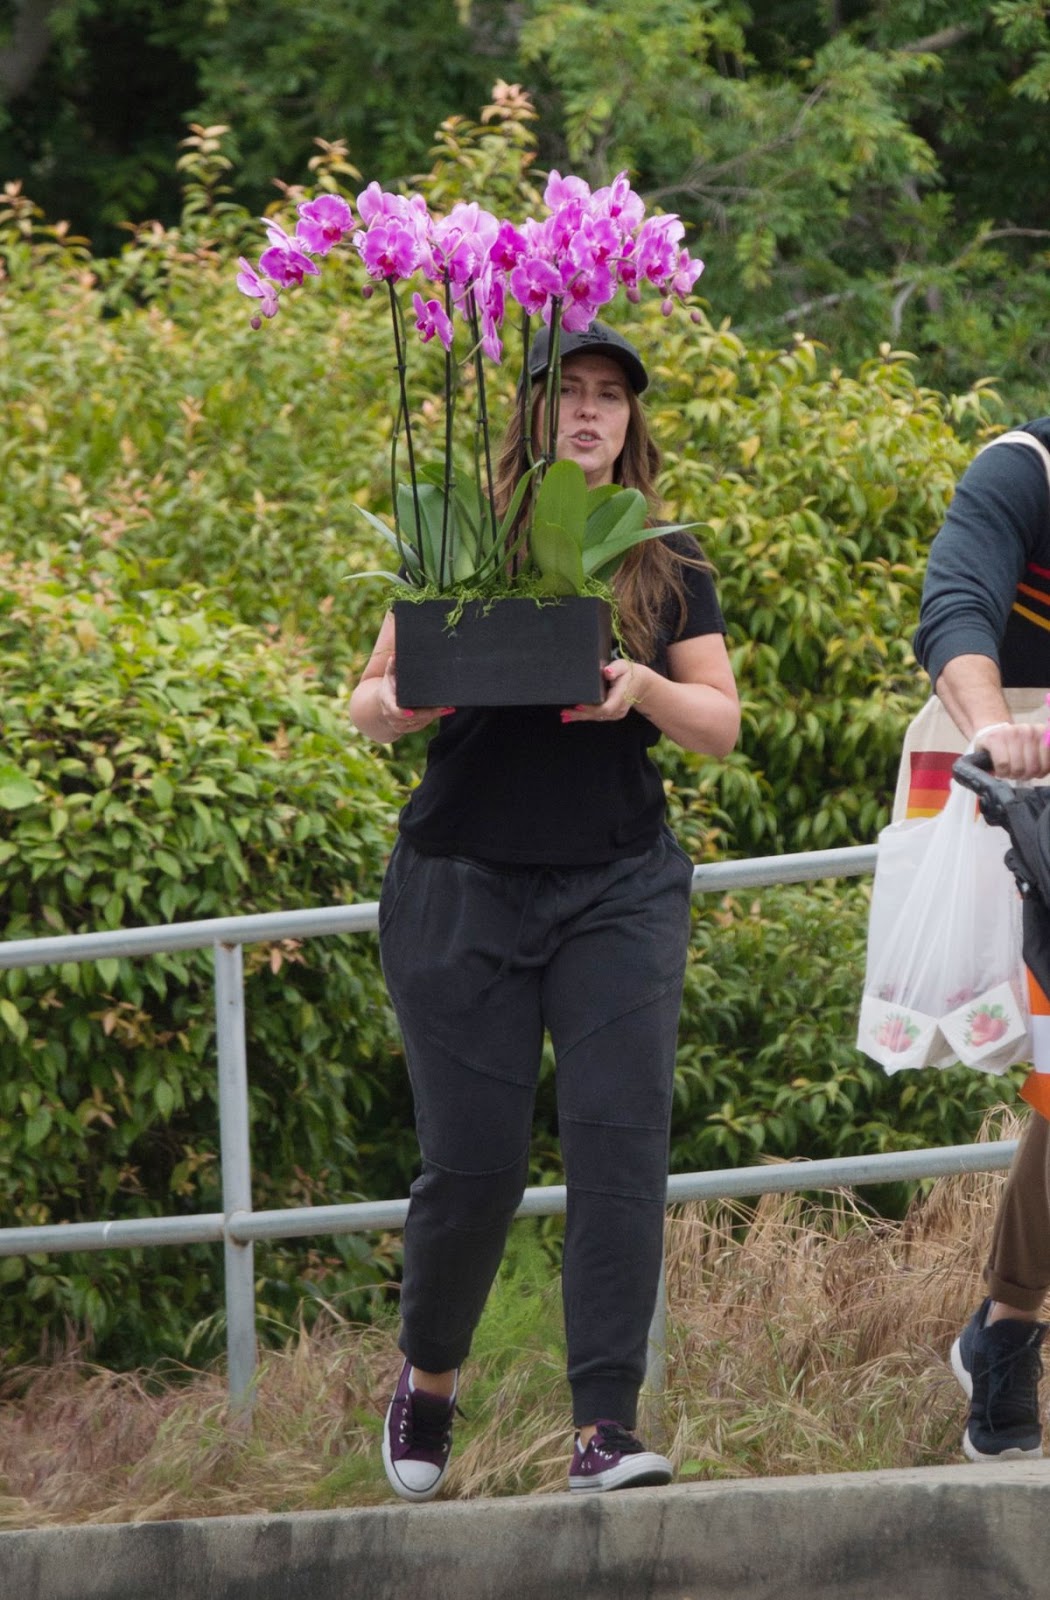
[544,298,563,477]
[439,276,455,591]
[387,279,424,576]
[467,291,498,550]
[520,308,534,471]
[517,309,534,579]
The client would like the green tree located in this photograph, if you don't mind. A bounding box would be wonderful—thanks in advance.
[522,0,1050,408]
[0,0,523,253]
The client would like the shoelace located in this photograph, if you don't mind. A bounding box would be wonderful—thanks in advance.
[398,1390,460,1454]
[591,1422,644,1456]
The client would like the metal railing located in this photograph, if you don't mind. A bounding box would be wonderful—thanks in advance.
[0,842,1018,1407]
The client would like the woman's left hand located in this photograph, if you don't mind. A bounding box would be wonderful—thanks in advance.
[560,660,652,725]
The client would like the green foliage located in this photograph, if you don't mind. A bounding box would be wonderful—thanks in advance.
[0,549,414,1362]
[644,310,999,853]
[521,1,936,316]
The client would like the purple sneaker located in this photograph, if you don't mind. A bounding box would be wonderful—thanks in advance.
[568,1420,672,1493]
[382,1360,458,1502]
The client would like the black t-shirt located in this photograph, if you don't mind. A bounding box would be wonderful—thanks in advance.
[398,533,727,866]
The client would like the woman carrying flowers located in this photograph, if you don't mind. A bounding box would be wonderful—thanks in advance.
[351,321,739,1499]
[238,162,738,1499]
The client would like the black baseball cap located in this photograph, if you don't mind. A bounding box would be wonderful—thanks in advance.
[526,321,649,395]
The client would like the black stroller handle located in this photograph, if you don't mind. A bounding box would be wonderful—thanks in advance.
[952,749,1016,824]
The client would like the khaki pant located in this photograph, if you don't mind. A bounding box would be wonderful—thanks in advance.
[986,1111,1050,1311]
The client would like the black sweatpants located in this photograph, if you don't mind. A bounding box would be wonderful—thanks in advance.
[378,829,694,1427]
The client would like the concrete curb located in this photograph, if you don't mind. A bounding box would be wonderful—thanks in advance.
[5,1459,1050,1600]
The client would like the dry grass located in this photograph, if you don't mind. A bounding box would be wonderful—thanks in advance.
[0,1109,1021,1526]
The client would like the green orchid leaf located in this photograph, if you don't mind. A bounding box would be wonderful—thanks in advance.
[530,460,587,591]
[531,517,585,593]
[495,459,544,545]
[582,483,625,523]
[453,476,488,545]
[397,481,452,584]
[451,502,481,582]
[586,523,674,582]
[534,552,583,595]
[342,569,414,587]
[584,516,704,580]
[351,505,423,572]
[582,487,648,552]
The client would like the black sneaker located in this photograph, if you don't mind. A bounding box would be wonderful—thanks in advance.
[381,1359,458,1502]
[568,1420,673,1492]
[950,1298,1046,1461]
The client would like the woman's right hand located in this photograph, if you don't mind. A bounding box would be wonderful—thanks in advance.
[349,613,455,743]
[374,657,454,741]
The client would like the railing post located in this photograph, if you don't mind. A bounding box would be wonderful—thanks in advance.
[645,1264,667,1395]
[214,940,258,1416]
[638,1257,668,1446]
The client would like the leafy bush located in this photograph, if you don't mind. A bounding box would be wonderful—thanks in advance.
[0,549,414,1363]
[645,311,1000,855]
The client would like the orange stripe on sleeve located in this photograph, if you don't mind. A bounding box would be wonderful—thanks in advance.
[1020,1070,1050,1119]
[1011,601,1050,634]
[1028,969,1050,1017]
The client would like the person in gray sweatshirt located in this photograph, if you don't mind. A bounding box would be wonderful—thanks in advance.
[914,421,1050,1461]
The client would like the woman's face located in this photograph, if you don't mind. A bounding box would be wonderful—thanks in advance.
[535,353,632,489]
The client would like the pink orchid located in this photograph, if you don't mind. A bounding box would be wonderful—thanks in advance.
[356,182,405,226]
[544,199,588,257]
[591,173,645,235]
[430,202,500,289]
[668,250,705,304]
[508,255,563,317]
[560,258,617,330]
[475,270,505,362]
[412,292,455,350]
[634,215,686,286]
[544,170,591,210]
[489,222,527,275]
[258,242,320,288]
[357,219,425,282]
[235,257,280,321]
[295,194,354,255]
[568,215,620,270]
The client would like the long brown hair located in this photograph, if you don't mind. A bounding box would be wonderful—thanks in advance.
[492,370,705,661]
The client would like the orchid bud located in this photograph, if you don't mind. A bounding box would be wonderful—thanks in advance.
[691,310,703,324]
[625,285,640,304]
[250,315,262,330]
[660,297,673,317]
[362,283,374,300]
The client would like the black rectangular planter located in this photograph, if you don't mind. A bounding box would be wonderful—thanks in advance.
[393,596,613,708]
